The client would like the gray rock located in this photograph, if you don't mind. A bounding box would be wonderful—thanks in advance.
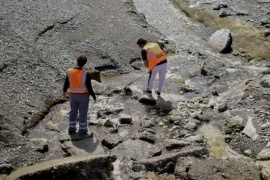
[242,117,259,140]
[184,121,198,131]
[218,101,228,112]
[138,130,156,144]
[260,75,270,88]
[256,161,270,180]
[194,114,210,122]
[208,28,232,53]
[102,134,123,149]
[183,135,204,143]
[140,120,155,128]
[119,115,132,124]
[111,139,161,161]
[138,95,156,105]
[256,148,270,160]
[30,138,49,153]
[175,156,260,180]
[165,139,191,150]
[224,115,245,134]
[103,119,114,127]
[156,96,173,112]
[132,147,208,173]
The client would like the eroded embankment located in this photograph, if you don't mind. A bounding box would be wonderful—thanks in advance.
[171,0,270,60]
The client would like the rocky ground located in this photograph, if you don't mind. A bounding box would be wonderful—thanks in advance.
[1,0,270,179]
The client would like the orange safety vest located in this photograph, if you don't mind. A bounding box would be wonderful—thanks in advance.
[143,43,167,71]
[67,68,89,94]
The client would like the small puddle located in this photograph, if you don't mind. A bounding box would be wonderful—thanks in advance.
[198,123,229,158]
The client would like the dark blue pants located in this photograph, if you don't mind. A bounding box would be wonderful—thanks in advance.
[69,93,89,131]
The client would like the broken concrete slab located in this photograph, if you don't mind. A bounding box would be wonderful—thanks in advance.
[6,154,116,180]
[132,147,208,173]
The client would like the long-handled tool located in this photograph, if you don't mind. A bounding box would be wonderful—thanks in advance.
[123,71,148,95]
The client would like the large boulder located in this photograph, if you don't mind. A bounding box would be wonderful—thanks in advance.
[208,28,232,53]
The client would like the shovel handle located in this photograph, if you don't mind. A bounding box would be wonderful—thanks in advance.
[124,71,148,89]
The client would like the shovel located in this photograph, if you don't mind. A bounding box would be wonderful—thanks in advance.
[123,71,148,95]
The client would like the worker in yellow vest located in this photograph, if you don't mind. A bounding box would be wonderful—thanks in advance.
[63,55,96,135]
[137,38,167,96]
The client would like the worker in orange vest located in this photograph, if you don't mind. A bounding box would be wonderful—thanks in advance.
[63,55,96,135]
[137,38,167,96]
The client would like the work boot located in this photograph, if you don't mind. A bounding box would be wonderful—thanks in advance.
[143,90,152,95]
[68,128,76,135]
[78,129,88,136]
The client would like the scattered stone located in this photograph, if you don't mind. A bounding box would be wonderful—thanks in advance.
[184,121,198,131]
[146,172,159,180]
[183,135,204,143]
[170,74,185,84]
[242,117,259,140]
[256,148,270,160]
[156,97,173,112]
[261,19,270,25]
[103,119,114,127]
[218,101,228,112]
[45,121,60,132]
[256,161,270,180]
[132,147,208,173]
[119,115,132,124]
[0,164,13,175]
[30,138,49,153]
[208,28,232,53]
[141,120,155,128]
[224,115,245,134]
[194,114,210,122]
[213,5,221,10]
[264,30,270,37]
[260,75,270,88]
[102,134,123,149]
[219,11,231,17]
[244,149,252,156]
[107,127,118,134]
[175,156,260,180]
[138,95,156,105]
[165,139,191,150]
[111,139,161,161]
[138,130,156,144]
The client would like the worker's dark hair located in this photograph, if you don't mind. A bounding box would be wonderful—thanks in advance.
[136,38,147,46]
[77,55,87,67]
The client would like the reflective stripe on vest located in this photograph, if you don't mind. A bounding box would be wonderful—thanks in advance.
[67,68,88,93]
[143,43,166,71]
